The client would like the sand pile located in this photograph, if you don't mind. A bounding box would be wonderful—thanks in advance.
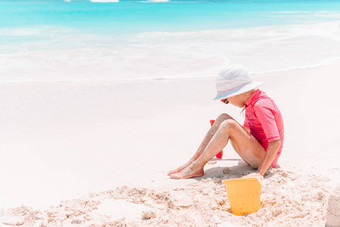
[1,169,331,227]
[326,185,340,227]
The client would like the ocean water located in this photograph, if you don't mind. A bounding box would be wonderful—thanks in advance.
[1,0,340,81]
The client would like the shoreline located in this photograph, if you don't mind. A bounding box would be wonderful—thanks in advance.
[2,20,340,83]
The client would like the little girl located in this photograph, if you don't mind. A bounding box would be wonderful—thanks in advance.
[169,65,284,179]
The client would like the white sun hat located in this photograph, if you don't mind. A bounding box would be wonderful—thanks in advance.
[213,65,263,100]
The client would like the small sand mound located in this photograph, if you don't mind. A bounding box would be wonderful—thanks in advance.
[1,169,332,226]
[326,185,340,227]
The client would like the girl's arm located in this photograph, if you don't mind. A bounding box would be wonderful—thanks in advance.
[257,139,281,176]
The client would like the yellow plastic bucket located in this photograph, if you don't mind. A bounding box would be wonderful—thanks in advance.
[222,178,261,216]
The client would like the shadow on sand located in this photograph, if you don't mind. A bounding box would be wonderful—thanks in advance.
[193,158,277,183]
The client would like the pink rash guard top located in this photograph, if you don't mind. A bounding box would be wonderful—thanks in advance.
[243,89,284,168]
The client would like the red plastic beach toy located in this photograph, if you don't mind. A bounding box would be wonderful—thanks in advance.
[210,120,223,159]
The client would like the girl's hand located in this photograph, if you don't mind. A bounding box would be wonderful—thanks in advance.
[242,172,263,181]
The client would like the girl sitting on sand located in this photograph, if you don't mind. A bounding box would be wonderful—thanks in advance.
[169,65,284,179]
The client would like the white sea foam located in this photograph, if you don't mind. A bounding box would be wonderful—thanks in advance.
[0,28,41,36]
[1,21,340,82]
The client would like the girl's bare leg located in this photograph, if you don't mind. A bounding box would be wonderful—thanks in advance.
[168,114,234,175]
[170,117,266,179]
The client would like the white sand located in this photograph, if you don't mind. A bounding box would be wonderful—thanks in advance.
[1,62,340,226]
[0,169,332,226]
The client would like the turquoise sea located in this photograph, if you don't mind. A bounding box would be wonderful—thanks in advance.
[1,0,340,33]
[1,0,340,81]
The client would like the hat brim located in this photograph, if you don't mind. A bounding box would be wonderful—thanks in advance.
[213,81,263,100]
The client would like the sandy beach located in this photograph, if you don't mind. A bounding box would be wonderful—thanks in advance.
[1,60,340,226]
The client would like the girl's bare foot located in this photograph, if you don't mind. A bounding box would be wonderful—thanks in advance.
[168,162,191,175]
[169,161,204,179]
